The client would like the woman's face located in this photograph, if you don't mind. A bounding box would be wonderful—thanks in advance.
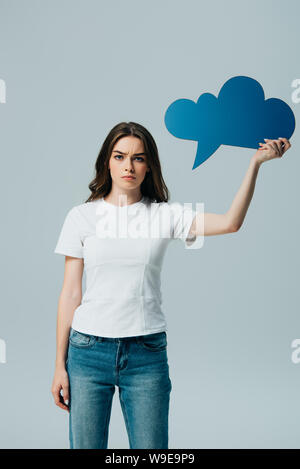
[109,136,150,191]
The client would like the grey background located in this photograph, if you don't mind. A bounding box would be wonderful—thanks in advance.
[0,0,299,449]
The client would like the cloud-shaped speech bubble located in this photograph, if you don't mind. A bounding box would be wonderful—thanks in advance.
[164,75,296,169]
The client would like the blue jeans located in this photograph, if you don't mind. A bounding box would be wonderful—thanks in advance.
[66,328,172,449]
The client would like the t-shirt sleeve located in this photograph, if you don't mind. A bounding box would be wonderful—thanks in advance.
[54,206,84,258]
[169,202,197,248]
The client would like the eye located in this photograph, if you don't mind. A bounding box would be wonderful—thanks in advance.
[114,155,145,162]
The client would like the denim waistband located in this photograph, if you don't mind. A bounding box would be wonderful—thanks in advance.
[70,328,166,343]
[100,332,166,342]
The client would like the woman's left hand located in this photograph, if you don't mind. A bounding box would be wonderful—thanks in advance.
[253,137,291,164]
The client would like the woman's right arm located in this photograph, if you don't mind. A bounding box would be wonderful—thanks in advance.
[51,256,84,412]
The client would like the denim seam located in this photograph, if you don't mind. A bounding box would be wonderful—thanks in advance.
[69,336,97,349]
[119,392,132,448]
[141,344,167,352]
[101,399,112,449]
[140,334,167,352]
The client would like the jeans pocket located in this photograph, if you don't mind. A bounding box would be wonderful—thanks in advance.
[69,329,97,349]
[140,332,167,352]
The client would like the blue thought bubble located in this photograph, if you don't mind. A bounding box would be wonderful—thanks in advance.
[164,75,296,169]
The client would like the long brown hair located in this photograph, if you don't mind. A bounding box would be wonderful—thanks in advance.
[85,122,170,203]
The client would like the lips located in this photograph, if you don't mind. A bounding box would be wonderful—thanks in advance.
[122,176,135,179]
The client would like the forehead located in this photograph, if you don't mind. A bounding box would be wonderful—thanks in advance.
[112,136,145,153]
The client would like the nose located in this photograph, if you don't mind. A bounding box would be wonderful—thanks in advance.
[124,158,134,172]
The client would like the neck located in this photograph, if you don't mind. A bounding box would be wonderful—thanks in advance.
[103,189,143,207]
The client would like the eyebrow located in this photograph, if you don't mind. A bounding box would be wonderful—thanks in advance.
[112,150,146,156]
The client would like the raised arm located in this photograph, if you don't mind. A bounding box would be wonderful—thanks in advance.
[188,138,291,238]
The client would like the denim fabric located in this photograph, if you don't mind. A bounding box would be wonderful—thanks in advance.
[66,327,172,449]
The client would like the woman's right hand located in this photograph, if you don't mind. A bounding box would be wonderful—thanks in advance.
[51,366,70,412]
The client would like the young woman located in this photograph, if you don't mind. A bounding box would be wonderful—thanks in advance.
[52,121,291,449]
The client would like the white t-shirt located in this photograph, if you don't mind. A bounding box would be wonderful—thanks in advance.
[54,195,200,338]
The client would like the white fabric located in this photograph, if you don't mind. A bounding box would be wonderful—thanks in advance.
[54,196,198,337]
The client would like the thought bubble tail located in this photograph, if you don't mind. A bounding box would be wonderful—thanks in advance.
[192,141,220,169]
